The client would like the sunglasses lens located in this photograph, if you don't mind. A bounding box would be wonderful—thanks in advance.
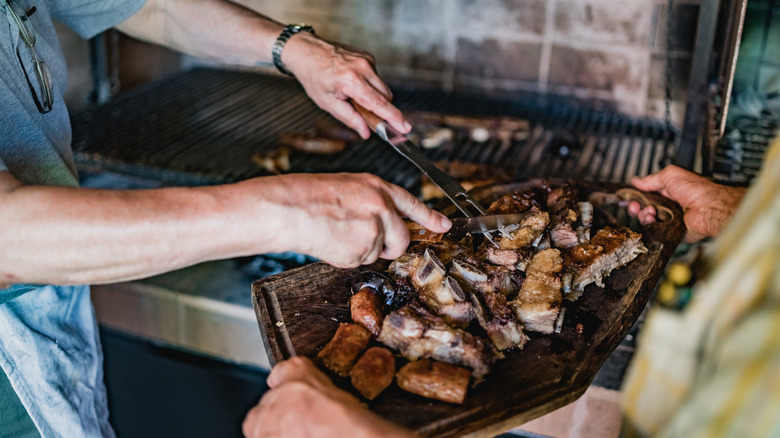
[35,61,53,112]
[7,1,36,46]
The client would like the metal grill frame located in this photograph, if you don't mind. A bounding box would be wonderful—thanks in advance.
[71,68,678,193]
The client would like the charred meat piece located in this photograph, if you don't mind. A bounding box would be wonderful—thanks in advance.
[495,207,550,250]
[547,185,580,249]
[396,249,474,328]
[318,323,372,377]
[487,188,546,215]
[349,347,396,400]
[278,133,347,154]
[314,118,361,143]
[450,260,529,351]
[510,249,563,334]
[481,263,522,297]
[350,286,384,337]
[563,225,648,297]
[396,359,472,404]
[377,301,500,381]
[251,147,291,174]
[352,271,399,310]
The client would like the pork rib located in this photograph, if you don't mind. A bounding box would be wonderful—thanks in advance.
[377,301,500,381]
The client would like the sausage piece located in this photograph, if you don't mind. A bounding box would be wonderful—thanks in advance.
[350,286,384,337]
[317,323,372,377]
[349,347,396,400]
[278,133,347,154]
[396,359,471,404]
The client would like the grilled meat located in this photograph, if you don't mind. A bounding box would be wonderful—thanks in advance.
[251,148,291,174]
[314,118,361,143]
[318,323,372,377]
[495,207,549,250]
[510,248,563,334]
[278,132,347,154]
[396,359,472,404]
[487,188,545,215]
[350,347,396,400]
[547,185,580,249]
[393,249,474,328]
[563,225,647,298]
[450,260,529,350]
[486,247,521,268]
[377,301,500,381]
[350,286,384,337]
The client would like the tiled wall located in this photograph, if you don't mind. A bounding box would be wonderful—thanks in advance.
[238,0,702,124]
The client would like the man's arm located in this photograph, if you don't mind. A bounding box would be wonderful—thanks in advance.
[115,0,409,139]
[0,171,450,286]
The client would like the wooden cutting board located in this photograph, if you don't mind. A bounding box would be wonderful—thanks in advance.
[251,179,686,437]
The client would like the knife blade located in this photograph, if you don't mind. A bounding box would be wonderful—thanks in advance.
[406,212,528,242]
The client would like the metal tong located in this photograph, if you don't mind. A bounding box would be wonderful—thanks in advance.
[351,101,504,247]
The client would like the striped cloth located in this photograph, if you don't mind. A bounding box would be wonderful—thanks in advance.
[621,136,780,437]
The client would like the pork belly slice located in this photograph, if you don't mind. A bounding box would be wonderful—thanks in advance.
[350,286,384,337]
[450,260,529,351]
[510,248,563,334]
[391,249,474,328]
[563,225,648,297]
[495,207,550,250]
[377,301,500,381]
[350,347,396,400]
[396,359,471,404]
[318,323,373,377]
[486,247,521,267]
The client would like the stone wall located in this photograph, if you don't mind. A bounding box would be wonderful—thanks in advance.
[238,0,702,124]
[58,0,703,124]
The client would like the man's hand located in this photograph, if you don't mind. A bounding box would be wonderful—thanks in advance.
[244,173,451,269]
[117,0,409,140]
[242,357,414,438]
[627,165,746,242]
[282,33,409,140]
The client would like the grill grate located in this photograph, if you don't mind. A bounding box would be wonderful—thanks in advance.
[71,68,677,192]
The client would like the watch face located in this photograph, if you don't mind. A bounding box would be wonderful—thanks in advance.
[289,24,314,34]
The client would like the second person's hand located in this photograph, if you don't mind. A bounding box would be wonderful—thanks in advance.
[628,165,746,242]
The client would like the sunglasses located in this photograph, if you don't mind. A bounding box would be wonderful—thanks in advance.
[7,0,53,113]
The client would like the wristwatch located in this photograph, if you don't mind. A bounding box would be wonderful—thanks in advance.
[272,24,315,77]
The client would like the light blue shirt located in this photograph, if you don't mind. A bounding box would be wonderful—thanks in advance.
[1,0,145,435]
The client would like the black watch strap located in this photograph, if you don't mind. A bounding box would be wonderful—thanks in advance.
[272,24,315,77]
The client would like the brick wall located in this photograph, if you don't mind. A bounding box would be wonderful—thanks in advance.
[239,0,701,125]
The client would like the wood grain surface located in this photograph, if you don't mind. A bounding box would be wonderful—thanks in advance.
[252,179,686,437]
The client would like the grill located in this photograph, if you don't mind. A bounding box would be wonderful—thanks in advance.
[71,66,673,393]
[71,68,677,193]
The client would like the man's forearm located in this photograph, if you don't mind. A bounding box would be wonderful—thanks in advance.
[116,0,283,67]
[0,174,283,286]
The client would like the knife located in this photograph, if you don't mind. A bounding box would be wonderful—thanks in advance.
[406,213,528,242]
[351,101,503,246]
